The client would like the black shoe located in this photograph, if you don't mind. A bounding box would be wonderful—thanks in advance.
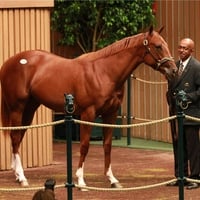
[186,182,199,190]
[166,180,178,186]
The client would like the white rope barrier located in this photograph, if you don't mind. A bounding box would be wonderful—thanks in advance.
[0,114,198,193]
[0,115,176,131]
[1,114,198,131]
[1,177,200,192]
[73,115,176,128]
[185,114,200,122]
[131,74,167,85]
[74,179,177,191]
[0,184,65,192]
[0,120,64,131]
[0,179,177,192]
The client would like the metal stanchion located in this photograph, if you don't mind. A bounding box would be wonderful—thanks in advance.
[176,90,189,200]
[127,76,131,145]
[64,94,75,200]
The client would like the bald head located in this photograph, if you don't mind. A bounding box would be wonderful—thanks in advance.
[178,38,194,61]
[180,38,194,50]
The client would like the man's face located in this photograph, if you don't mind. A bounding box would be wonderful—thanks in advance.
[178,40,193,61]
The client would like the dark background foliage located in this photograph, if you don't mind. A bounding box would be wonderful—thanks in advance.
[51,0,155,53]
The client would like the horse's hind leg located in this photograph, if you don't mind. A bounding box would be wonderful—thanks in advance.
[8,108,29,186]
[10,102,39,186]
[76,123,92,189]
[102,115,123,188]
[76,111,94,190]
[10,129,28,186]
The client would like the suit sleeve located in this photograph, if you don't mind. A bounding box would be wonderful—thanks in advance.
[186,65,200,103]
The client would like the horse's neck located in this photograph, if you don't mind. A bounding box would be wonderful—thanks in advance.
[78,34,144,87]
[98,42,143,87]
[115,50,142,80]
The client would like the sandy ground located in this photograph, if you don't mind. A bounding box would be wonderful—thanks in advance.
[0,142,200,200]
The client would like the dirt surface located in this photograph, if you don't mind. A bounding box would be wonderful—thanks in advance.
[0,141,200,200]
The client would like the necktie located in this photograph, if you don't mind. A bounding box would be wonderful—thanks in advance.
[178,63,184,76]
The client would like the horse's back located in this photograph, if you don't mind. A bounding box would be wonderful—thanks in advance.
[0,49,124,116]
[1,50,46,76]
[0,50,64,106]
[0,50,71,87]
[0,50,89,112]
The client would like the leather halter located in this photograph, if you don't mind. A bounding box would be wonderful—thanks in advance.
[143,37,174,70]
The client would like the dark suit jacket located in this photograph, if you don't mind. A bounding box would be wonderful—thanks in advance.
[167,57,200,125]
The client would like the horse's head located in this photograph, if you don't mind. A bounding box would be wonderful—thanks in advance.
[142,26,177,81]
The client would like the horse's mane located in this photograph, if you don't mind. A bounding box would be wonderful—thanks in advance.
[78,33,142,61]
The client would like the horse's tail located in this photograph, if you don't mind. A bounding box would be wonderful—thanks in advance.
[0,86,11,135]
[0,67,11,134]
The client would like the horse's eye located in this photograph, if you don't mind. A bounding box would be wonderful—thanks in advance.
[155,45,162,50]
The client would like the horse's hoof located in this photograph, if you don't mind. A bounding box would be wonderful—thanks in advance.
[111,182,123,188]
[20,180,29,187]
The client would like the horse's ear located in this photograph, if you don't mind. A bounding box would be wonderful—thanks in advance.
[158,26,164,34]
[149,25,154,35]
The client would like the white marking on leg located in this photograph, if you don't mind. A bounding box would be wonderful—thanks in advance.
[12,153,27,183]
[76,163,86,186]
[11,154,16,171]
[106,165,119,184]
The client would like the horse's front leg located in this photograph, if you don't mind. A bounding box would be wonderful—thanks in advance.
[11,130,29,187]
[76,118,93,189]
[103,119,123,188]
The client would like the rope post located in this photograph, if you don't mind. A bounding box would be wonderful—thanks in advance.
[127,76,132,145]
[176,90,188,200]
[64,94,75,200]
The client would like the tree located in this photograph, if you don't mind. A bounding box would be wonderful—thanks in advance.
[51,0,155,53]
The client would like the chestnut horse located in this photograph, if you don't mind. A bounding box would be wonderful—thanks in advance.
[0,26,176,187]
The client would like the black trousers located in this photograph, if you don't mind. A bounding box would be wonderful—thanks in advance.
[171,127,188,177]
[185,126,200,178]
[171,121,200,178]
[170,118,188,177]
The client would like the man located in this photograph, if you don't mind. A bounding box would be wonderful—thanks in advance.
[166,38,200,189]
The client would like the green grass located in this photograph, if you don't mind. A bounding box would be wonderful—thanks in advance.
[90,137,173,151]
[55,137,173,152]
